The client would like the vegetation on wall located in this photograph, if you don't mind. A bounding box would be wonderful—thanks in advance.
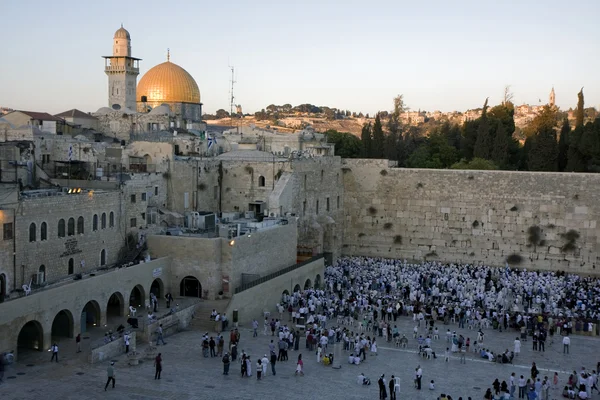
[506,253,523,264]
[561,229,580,252]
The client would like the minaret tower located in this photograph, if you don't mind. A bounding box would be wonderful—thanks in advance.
[102,25,141,110]
[549,87,556,107]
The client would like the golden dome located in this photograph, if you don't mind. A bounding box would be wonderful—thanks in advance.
[137,60,201,105]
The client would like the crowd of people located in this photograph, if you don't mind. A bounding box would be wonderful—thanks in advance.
[205,256,600,398]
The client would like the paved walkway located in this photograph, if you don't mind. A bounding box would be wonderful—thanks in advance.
[0,314,597,399]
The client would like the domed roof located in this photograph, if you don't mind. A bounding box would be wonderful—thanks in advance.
[137,60,200,104]
[114,25,130,39]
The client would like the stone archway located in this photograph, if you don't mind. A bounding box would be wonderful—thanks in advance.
[151,278,164,299]
[81,300,101,331]
[281,290,290,305]
[314,274,322,290]
[304,279,312,290]
[293,284,301,293]
[179,276,201,297]
[129,285,145,309]
[17,320,44,352]
[51,309,74,338]
[107,292,125,319]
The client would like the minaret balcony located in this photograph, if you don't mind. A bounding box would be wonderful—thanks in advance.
[104,65,139,73]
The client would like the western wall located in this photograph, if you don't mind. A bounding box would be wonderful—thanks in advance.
[342,159,600,274]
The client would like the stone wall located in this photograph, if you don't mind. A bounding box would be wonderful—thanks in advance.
[169,159,220,214]
[342,159,600,273]
[224,257,325,325]
[89,332,137,364]
[146,221,297,298]
[0,257,171,359]
[143,302,198,342]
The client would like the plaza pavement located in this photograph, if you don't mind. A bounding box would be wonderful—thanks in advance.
[1,312,597,400]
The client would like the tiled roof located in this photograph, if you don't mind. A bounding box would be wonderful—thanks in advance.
[55,109,98,120]
[18,111,64,122]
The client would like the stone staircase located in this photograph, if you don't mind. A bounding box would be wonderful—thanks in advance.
[188,299,231,334]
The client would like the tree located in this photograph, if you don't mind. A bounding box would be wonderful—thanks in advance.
[527,106,559,171]
[371,113,385,158]
[557,117,570,172]
[460,119,480,160]
[473,98,493,159]
[323,130,361,158]
[393,94,408,117]
[579,120,600,171]
[385,129,399,161]
[360,123,372,158]
[215,109,230,119]
[450,158,498,170]
[491,121,510,168]
[576,88,585,128]
[503,85,514,105]
[566,126,586,172]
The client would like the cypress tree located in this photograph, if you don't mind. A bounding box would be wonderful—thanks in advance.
[371,113,385,158]
[557,117,570,172]
[473,98,493,160]
[491,121,510,168]
[360,122,372,158]
[576,88,585,128]
[565,126,586,172]
[528,124,558,171]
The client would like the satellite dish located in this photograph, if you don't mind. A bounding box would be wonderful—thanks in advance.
[111,104,121,110]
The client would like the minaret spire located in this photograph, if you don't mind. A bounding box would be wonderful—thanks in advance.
[167,48,170,62]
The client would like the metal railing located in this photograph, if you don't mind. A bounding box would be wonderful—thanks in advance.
[234,254,323,294]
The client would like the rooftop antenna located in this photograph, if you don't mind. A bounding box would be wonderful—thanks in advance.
[229,64,236,129]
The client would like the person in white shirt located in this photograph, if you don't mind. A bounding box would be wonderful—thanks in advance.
[563,335,571,354]
[514,337,521,356]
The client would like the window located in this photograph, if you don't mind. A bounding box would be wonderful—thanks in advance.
[130,218,137,228]
[109,212,115,228]
[93,214,98,231]
[304,174,307,189]
[4,223,14,240]
[67,218,75,236]
[38,265,45,283]
[29,223,36,242]
[326,197,330,212]
[130,194,136,203]
[316,200,319,215]
[77,216,84,234]
[101,213,107,229]
[68,258,74,275]
[154,186,158,196]
[100,249,106,266]
[184,192,189,209]
[141,192,147,201]
[303,200,306,216]
[57,219,65,238]
[141,212,146,221]
[41,222,47,240]
[258,176,266,187]
[337,196,340,209]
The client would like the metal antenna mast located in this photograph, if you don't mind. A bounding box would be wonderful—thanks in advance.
[228,65,236,127]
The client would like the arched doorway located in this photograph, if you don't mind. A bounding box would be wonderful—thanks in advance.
[51,309,74,338]
[151,278,164,299]
[129,285,145,309]
[107,292,124,319]
[0,273,6,303]
[18,320,44,352]
[179,276,201,297]
[314,274,321,290]
[81,301,101,332]
[293,284,301,293]
[304,279,312,290]
[281,290,290,305]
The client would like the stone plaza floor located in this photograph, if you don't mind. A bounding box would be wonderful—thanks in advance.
[1,313,598,400]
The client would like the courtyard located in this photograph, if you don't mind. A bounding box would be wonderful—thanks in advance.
[0,309,596,399]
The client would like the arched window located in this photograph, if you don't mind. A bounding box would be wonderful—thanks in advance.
[38,265,46,283]
[68,258,74,275]
[93,214,98,231]
[29,223,36,242]
[109,212,115,228]
[258,176,266,187]
[58,219,65,238]
[101,213,107,229]
[40,222,47,241]
[67,218,75,236]
[100,249,106,266]
[77,216,84,234]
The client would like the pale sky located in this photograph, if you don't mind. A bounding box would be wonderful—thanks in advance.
[1,0,599,115]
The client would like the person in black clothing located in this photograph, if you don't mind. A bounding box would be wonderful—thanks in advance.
[209,337,216,357]
[378,374,388,399]
[389,375,397,400]
[270,351,277,375]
